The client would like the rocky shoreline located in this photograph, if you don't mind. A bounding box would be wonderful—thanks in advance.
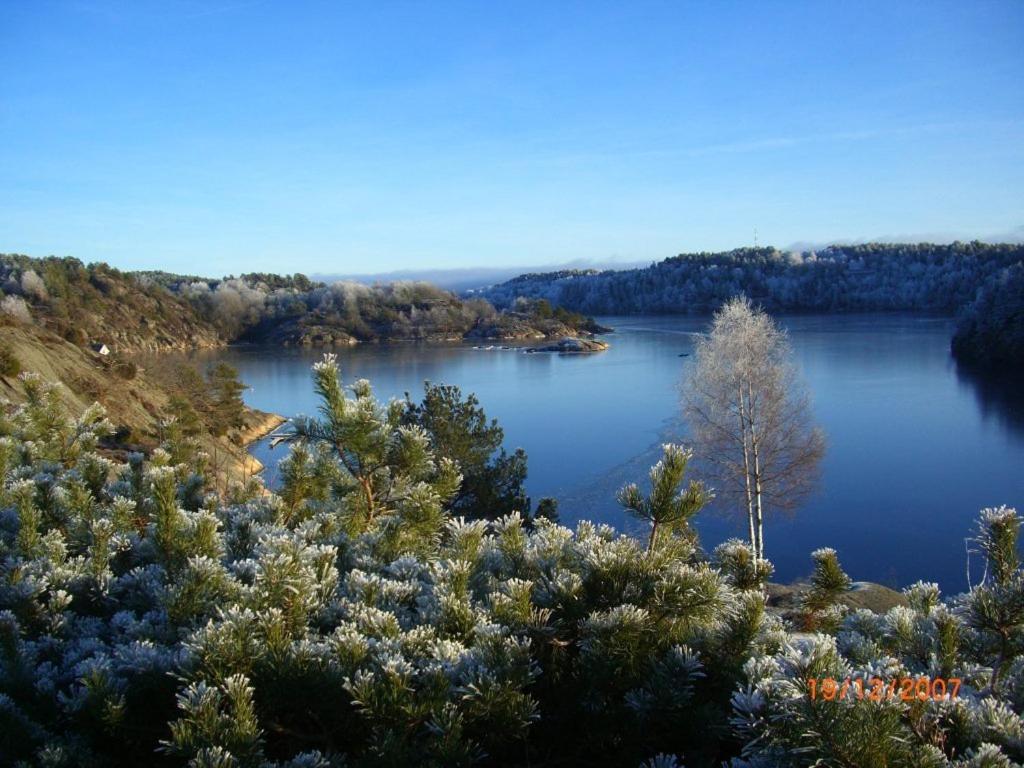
[234,409,288,476]
[259,312,614,348]
[237,409,287,447]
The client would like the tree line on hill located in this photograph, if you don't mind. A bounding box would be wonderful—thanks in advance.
[137,269,603,346]
[478,242,1024,369]
[0,254,605,355]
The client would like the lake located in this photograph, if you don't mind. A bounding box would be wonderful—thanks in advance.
[184,314,1024,593]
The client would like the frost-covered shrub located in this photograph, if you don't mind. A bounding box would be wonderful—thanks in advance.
[714,539,773,592]
[1,294,31,324]
[1,361,1022,767]
[0,360,762,766]
[801,547,852,631]
[731,508,1024,767]
[20,270,49,301]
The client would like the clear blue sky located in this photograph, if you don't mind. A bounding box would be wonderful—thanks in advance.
[2,1,1022,276]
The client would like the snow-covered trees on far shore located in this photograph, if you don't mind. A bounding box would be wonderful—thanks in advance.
[481,243,1024,316]
[952,262,1024,370]
[2,363,1024,767]
[481,242,1024,370]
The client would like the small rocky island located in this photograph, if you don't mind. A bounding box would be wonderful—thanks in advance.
[525,337,610,354]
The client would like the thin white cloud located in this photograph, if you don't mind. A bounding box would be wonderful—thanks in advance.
[551,119,1023,165]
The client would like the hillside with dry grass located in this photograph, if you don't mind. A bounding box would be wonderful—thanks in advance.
[0,322,281,489]
[1,254,223,352]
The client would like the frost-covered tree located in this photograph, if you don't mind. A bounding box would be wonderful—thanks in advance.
[713,539,773,592]
[801,547,852,631]
[683,297,825,562]
[964,507,1024,694]
[952,262,1024,370]
[274,353,462,556]
[617,444,710,552]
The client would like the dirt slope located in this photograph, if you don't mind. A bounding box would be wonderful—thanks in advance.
[1,324,282,483]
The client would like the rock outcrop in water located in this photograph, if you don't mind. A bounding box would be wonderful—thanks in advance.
[525,337,610,353]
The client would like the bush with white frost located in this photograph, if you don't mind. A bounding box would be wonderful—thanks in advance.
[730,522,1024,767]
[1,294,32,323]
[1,361,1023,767]
[19,270,49,301]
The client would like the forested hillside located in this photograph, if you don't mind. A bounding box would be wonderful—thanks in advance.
[952,262,1024,370]
[1,254,604,355]
[478,242,1024,368]
[1,255,222,352]
[481,243,1024,315]
[144,271,603,347]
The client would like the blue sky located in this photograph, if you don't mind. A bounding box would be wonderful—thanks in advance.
[1,1,1022,276]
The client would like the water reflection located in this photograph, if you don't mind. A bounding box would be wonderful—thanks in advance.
[165,315,1023,592]
[955,363,1024,440]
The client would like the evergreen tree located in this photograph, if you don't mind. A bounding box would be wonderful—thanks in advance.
[965,507,1024,693]
[713,539,773,592]
[275,354,462,556]
[802,547,852,631]
[403,382,530,521]
[617,444,710,552]
[207,363,247,436]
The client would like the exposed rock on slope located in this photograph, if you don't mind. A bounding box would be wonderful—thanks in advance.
[766,579,909,622]
[0,324,279,483]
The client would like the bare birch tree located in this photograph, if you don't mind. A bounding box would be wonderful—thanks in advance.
[682,297,825,562]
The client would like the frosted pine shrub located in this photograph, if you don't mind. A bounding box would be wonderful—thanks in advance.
[731,514,1024,767]
[0,362,1022,767]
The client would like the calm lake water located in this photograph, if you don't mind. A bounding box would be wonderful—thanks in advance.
[183,315,1024,592]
